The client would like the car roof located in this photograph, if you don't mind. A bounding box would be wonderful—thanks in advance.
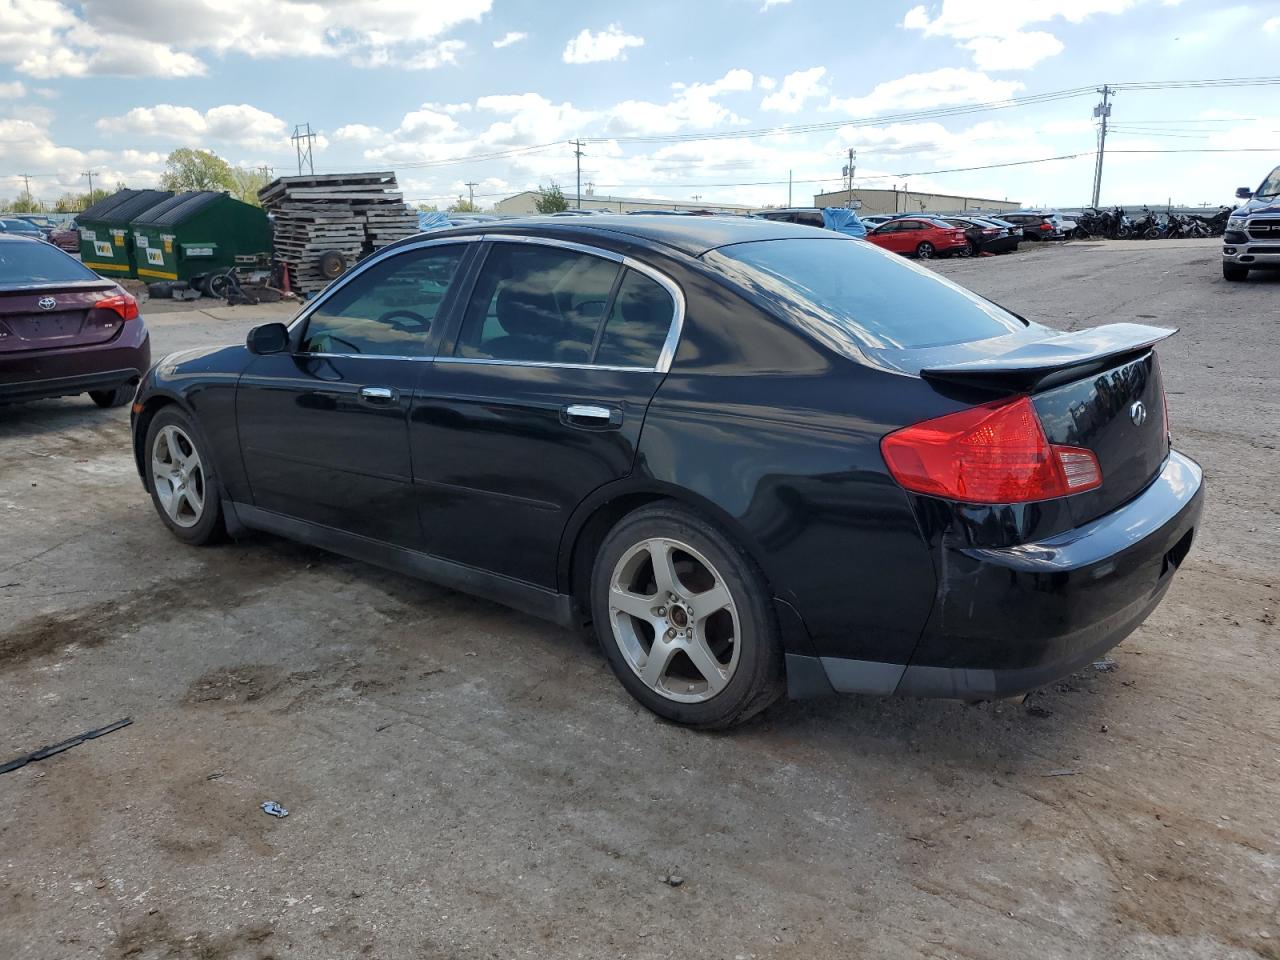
[404,213,835,257]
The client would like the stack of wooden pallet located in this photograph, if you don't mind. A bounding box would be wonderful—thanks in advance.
[258,172,419,292]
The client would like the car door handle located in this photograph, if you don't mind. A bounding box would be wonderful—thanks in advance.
[359,386,397,404]
[563,403,618,427]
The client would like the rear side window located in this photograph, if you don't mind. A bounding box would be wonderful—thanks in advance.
[595,270,674,367]
[0,241,98,286]
[300,244,465,356]
[707,237,1024,351]
[455,244,620,364]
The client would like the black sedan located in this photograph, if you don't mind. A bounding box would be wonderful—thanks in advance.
[130,216,1203,728]
[942,216,1021,255]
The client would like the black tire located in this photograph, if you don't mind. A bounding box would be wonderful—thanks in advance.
[319,250,347,280]
[1223,262,1249,282]
[915,241,935,259]
[590,502,785,729]
[89,384,134,408]
[143,407,227,545]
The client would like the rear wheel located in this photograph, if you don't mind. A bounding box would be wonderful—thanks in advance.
[591,503,784,728]
[144,407,226,545]
[89,384,134,408]
[915,241,935,259]
[1223,262,1249,282]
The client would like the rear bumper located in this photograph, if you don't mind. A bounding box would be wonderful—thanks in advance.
[810,451,1203,700]
[0,318,150,402]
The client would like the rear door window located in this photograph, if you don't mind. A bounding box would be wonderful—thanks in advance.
[455,243,621,364]
[594,269,675,367]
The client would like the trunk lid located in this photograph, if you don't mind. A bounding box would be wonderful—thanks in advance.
[916,323,1174,524]
[0,281,122,354]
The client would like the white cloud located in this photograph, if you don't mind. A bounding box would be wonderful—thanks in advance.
[492,31,527,48]
[96,102,291,152]
[760,0,793,8]
[758,75,777,91]
[903,0,1149,70]
[0,80,25,98]
[334,123,383,142]
[828,68,1024,116]
[761,66,827,113]
[1264,16,1279,33]
[0,0,491,77]
[562,24,644,64]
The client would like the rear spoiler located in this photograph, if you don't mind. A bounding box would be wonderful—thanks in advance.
[921,322,1176,391]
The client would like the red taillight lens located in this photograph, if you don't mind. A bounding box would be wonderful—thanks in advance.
[1039,222,1053,231]
[880,396,1102,504]
[95,292,139,321]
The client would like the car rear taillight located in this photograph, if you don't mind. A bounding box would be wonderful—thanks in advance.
[880,396,1102,504]
[1039,222,1053,232]
[95,292,139,321]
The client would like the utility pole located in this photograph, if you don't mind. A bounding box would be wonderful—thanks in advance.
[291,123,317,176]
[843,148,856,207]
[572,139,584,209]
[81,170,96,198]
[464,181,478,208]
[257,165,273,180]
[787,169,792,207]
[19,173,32,207]
[1091,85,1114,208]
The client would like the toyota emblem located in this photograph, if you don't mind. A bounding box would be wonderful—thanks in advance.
[1129,401,1148,427]
[37,296,57,311]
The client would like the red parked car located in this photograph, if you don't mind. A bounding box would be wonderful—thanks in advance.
[866,217,969,259]
[49,220,80,253]
[0,236,150,408]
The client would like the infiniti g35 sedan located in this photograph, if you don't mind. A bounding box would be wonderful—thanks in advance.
[130,216,1203,728]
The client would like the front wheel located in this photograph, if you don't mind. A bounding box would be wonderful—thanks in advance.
[144,407,227,545]
[915,241,935,259]
[1223,262,1250,282]
[591,503,784,729]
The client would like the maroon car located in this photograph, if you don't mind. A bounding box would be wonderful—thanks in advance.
[49,221,80,253]
[0,236,150,407]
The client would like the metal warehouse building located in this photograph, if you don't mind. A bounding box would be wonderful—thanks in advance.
[494,191,753,215]
[811,188,1019,216]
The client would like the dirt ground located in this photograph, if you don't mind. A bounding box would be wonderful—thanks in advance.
[0,240,1276,960]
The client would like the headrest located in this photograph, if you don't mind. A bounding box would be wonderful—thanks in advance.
[496,285,561,337]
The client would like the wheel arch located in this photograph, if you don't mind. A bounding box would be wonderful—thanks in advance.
[131,390,188,482]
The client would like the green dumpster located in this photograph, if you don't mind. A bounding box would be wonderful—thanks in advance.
[130,191,271,283]
[77,189,173,279]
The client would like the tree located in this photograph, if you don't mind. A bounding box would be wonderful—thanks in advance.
[448,198,480,213]
[228,166,269,206]
[534,182,568,214]
[8,193,44,213]
[54,189,110,213]
[159,148,235,192]
[416,203,439,213]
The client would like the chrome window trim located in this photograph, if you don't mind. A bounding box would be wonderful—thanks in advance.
[284,231,687,373]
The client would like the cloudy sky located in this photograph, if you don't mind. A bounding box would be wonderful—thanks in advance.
[2,0,1279,211]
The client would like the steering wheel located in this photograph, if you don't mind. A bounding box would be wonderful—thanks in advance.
[379,309,430,332]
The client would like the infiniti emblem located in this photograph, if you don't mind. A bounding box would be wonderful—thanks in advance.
[1129,401,1148,427]
[37,296,57,311]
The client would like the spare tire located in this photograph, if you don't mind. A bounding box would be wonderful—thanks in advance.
[319,250,346,280]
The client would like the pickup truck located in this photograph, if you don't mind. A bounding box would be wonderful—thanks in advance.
[1223,163,1280,281]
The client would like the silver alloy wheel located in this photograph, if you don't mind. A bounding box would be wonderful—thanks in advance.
[151,425,206,528]
[917,242,935,259]
[608,537,741,704]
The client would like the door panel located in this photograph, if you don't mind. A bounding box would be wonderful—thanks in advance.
[409,239,681,588]
[234,241,471,548]
[237,354,423,545]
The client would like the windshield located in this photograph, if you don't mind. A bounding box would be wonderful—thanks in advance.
[706,237,1025,352]
[0,241,99,285]
[1258,165,1280,199]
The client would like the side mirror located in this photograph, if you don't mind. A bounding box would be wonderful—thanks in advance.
[1236,187,1254,200]
[246,322,289,355]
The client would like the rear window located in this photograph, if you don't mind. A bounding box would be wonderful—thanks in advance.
[0,241,99,286]
[705,237,1025,351]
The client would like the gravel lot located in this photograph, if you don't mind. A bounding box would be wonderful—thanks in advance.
[1,239,1276,960]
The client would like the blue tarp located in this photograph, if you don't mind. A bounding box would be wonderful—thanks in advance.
[417,210,452,232]
[821,207,867,238]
